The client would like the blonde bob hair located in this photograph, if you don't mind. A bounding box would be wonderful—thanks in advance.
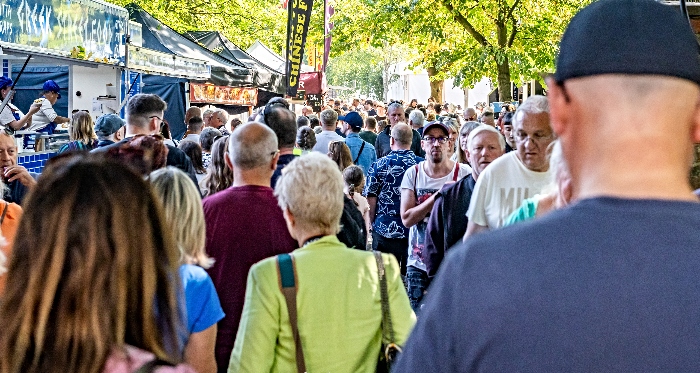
[275,152,344,234]
[69,111,97,144]
[149,167,213,269]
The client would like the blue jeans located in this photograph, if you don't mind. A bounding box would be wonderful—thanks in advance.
[405,266,430,313]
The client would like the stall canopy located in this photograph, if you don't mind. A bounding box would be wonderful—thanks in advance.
[246,41,314,74]
[127,4,253,87]
[184,32,285,95]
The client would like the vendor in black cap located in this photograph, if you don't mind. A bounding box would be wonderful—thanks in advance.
[28,80,70,134]
[393,0,700,371]
[0,77,41,132]
[93,113,125,148]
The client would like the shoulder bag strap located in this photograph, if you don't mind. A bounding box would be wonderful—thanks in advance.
[374,251,395,344]
[452,163,460,181]
[413,164,420,202]
[277,254,306,373]
[354,141,366,164]
[0,201,9,225]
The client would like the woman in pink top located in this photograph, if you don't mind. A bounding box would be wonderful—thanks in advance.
[0,155,194,373]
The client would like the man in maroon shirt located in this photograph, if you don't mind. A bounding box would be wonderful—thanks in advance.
[203,121,297,372]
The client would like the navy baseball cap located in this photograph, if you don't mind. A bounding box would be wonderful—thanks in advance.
[94,114,125,136]
[555,0,700,85]
[338,111,363,129]
[43,80,61,99]
[0,76,13,90]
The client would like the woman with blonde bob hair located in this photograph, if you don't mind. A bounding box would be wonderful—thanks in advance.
[228,152,415,372]
[0,155,194,373]
[149,167,224,373]
[58,111,98,153]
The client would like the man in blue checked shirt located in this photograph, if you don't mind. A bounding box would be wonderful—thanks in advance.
[364,123,423,275]
[340,111,376,176]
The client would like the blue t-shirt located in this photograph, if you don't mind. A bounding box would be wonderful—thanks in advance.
[363,149,423,239]
[394,197,700,372]
[179,264,225,335]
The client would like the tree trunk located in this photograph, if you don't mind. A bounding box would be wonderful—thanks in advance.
[496,56,512,102]
[427,66,444,103]
[463,87,469,109]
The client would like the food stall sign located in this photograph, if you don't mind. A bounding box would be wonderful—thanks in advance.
[0,0,128,64]
[127,45,210,80]
[190,83,258,106]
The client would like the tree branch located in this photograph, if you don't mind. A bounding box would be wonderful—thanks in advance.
[506,0,521,20]
[441,0,490,47]
[507,21,517,47]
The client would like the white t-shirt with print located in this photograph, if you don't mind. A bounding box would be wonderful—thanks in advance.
[29,98,57,131]
[467,151,552,229]
[401,161,471,272]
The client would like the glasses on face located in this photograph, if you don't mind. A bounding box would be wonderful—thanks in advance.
[422,136,449,145]
[514,131,553,143]
[149,115,163,124]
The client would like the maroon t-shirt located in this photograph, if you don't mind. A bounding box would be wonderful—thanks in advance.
[203,185,297,372]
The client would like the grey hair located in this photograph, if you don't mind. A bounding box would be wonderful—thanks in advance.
[214,108,229,123]
[387,102,403,112]
[275,152,344,234]
[320,109,338,127]
[228,122,278,170]
[513,95,549,128]
[199,127,222,152]
[408,109,425,126]
[467,124,506,151]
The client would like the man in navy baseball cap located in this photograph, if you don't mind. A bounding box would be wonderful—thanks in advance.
[339,111,376,175]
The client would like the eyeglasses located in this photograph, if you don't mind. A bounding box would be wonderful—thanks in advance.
[422,136,449,145]
[514,132,554,143]
[149,115,163,124]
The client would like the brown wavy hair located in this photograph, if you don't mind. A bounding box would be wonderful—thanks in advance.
[327,140,353,171]
[201,135,233,197]
[0,155,182,373]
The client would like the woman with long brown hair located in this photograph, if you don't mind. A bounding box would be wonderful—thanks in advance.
[0,155,194,373]
[327,140,353,171]
[200,135,233,197]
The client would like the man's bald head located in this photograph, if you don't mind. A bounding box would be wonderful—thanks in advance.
[464,107,477,121]
[391,123,413,150]
[228,122,278,170]
[185,107,201,123]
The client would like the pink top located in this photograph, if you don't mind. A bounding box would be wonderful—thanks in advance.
[101,345,196,373]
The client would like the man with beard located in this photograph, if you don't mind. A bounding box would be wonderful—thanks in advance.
[400,122,471,311]
[423,125,505,278]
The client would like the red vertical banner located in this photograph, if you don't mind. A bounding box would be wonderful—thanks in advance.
[323,0,334,72]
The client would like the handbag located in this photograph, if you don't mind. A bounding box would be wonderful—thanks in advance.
[374,251,402,373]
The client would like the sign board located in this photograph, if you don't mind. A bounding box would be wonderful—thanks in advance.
[190,83,258,106]
[295,90,305,101]
[306,93,322,112]
[285,0,314,96]
[0,0,128,63]
[127,45,210,80]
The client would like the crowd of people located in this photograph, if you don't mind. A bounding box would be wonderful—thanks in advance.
[1,0,700,371]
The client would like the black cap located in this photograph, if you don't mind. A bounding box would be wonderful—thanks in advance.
[555,0,700,85]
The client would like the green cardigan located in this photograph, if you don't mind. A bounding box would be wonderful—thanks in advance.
[228,235,416,373]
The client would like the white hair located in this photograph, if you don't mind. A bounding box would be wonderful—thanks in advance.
[274,152,344,234]
[409,109,425,126]
[513,95,549,128]
[467,124,505,151]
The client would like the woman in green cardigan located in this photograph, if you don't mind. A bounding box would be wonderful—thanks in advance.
[229,152,415,373]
